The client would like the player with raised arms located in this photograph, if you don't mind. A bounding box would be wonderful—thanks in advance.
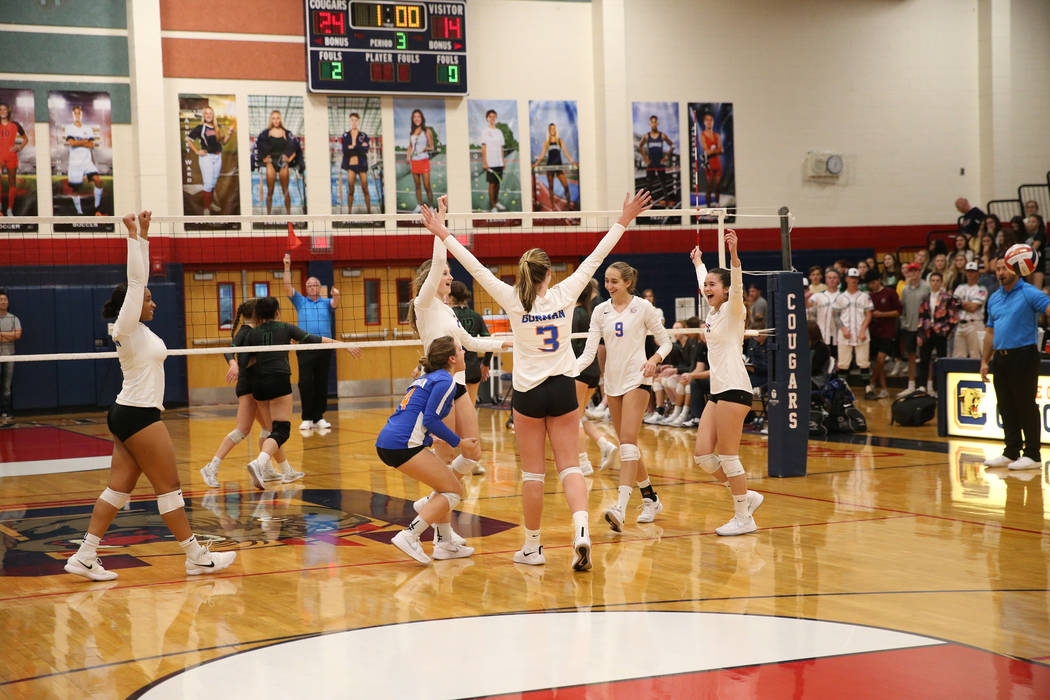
[691,231,765,536]
[575,262,671,532]
[65,211,236,580]
[378,336,478,564]
[422,189,653,570]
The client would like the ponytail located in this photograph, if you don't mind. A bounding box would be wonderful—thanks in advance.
[407,258,434,334]
[419,335,457,373]
[102,283,127,319]
[232,298,258,339]
[515,248,551,313]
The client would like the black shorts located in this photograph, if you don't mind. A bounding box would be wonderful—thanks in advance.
[376,445,426,468]
[455,382,467,400]
[235,368,253,398]
[465,359,482,384]
[512,374,578,419]
[870,336,896,357]
[609,383,654,398]
[710,389,753,407]
[899,330,918,355]
[576,360,600,389]
[344,161,368,175]
[107,403,161,442]
[252,374,292,401]
[486,166,504,185]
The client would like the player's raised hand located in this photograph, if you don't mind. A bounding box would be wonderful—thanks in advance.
[421,197,450,240]
[690,245,703,267]
[618,189,653,226]
[138,210,152,239]
[283,252,291,267]
[122,213,138,239]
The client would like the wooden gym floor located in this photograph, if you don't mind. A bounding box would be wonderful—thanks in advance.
[0,395,1048,698]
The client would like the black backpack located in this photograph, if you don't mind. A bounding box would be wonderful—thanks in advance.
[820,378,868,434]
[891,390,938,426]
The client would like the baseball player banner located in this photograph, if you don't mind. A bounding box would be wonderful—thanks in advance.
[0,88,37,231]
[688,102,735,221]
[179,93,240,228]
[248,95,306,220]
[468,99,521,220]
[328,96,384,222]
[48,90,113,231]
[632,101,680,225]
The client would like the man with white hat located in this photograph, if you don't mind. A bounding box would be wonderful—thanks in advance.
[832,267,873,383]
[952,261,988,358]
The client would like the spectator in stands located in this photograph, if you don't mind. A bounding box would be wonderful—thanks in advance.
[952,233,974,263]
[978,231,998,271]
[747,284,767,329]
[833,268,872,384]
[1023,215,1046,288]
[1005,216,1025,249]
[833,259,849,286]
[856,260,871,291]
[955,197,986,237]
[916,271,959,396]
[1024,200,1045,234]
[898,262,930,396]
[976,215,1000,254]
[929,253,949,282]
[808,265,826,293]
[912,249,930,280]
[953,261,987,359]
[881,253,901,288]
[808,319,830,389]
[808,267,842,376]
[945,252,968,292]
[864,271,900,400]
[0,289,21,425]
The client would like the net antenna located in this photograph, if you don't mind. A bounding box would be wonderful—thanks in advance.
[696,207,728,268]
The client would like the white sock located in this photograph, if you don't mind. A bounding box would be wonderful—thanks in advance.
[434,522,451,543]
[72,195,83,214]
[94,186,103,207]
[255,452,272,469]
[279,460,292,472]
[179,535,206,559]
[732,493,748,516]
[524,527,541,551]
[906,381,915,390]
[616,485,632,511]
[450,454,477,475]
[76,532,101,560]
[578,452,591,467]
[407,516,429,536]
[207,456,221,468]
[572,510,589,538]
[598,437,615,452]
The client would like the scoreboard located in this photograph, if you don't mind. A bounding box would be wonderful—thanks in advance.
[305,1,468,95]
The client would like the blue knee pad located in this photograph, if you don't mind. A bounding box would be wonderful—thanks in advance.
[270,420,291,447]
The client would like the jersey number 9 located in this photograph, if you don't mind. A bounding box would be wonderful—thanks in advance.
[614,321,623,337]
[536,325,559,352]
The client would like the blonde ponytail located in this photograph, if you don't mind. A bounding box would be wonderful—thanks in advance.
[407,258,434,334]
[515,248,551,313]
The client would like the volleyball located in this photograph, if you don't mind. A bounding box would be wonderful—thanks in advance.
[1005,243,1038,276]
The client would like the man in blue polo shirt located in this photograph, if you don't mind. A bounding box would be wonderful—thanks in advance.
[284,253,341,431]
[980,253,1050,470]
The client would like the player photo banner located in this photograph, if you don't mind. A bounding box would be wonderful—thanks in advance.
[632,101,680,225]
[0,88,37,232]
[249,95,306,226]
[688,102,735,221]
[48,90,113,231]
[179,93,239,230]
[529,100,579,224]
[329,96,384,226]
[468,99,521,224]
[394,97,447,220]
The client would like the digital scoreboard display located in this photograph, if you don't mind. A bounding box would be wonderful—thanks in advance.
[305,1,467,95]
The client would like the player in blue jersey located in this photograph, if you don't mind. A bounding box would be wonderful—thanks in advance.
[377,335,479,564]
[639,115,675,206]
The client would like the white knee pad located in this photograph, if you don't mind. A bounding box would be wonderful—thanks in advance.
[719,454,745,478]
[694,453,720,474]
[226,428,246,444]
[683,383,691,395]
[522,471,545,483]
[259,428,271,439]
[619,443,641,462]
[100,487,130,509]
[157,489,185,514]
[441,491,462,510]
[558,466,584,482]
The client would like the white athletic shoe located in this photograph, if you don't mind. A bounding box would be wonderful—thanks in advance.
[472,461,486,475]
[64,555,118,581]
[200,462,220,488]
[897,386,916,398]
[983,454,1013,468]
[280,467,306,483]
[643,411,663,425]
[599,441,618,470]
[185,547,237,575]
[571,530,592,571]
[715,514,757,537]
[746,490,764,516]
[432,542,474,560]
[494,202,507,212]
[681,417,700,429]
[246,460,266,489]
[589,405,610,421]
[603,505,626,533]
[298,420,314,431]
[513,545,546,565]
[876,389,889,399]
[315,418,332,429]
[412,204,423,214]
[657,412,677,425]
[1008,456,1040,470]
[669,412,689,427]
[636,497,663,523]
[580,461,595,476]
[261,463,283,481]
[5,208,12,217]
[392,530,430,564]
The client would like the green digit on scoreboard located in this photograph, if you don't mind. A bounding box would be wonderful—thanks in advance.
[437,65,459,84]
[397,32,406,49]
[332,61,343,79]
[321,60,343,81]
[448,65,458,83]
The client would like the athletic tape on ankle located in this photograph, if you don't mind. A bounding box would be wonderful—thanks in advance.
[157,489,185,514]
[694,453,720,474]
[100,487,130,509]
[558,466,584,481]
[719,454,745,478]
[521,471,545,483]
[225,428,246,444]
[619,443,641,462]
[450,455,475,475]
[440,491,461,510]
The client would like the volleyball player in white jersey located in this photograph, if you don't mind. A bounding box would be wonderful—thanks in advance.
[691,232,764,536]
[422,190,653,570]
[65,212,236,580]
[575,262,671,532]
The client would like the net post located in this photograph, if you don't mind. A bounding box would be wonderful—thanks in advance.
[778,206,792,271]
[766,270,809,478]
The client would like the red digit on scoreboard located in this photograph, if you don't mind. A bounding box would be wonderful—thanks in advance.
[331,11,345,34]
[446,16,461,39]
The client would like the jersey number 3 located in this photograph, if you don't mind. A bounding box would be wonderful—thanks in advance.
[536,325,559,352]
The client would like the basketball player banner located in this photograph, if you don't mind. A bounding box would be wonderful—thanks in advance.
[765,271,809,477]
[632,101,680,225]
[48,90,114,231]
[0,88,37,231]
